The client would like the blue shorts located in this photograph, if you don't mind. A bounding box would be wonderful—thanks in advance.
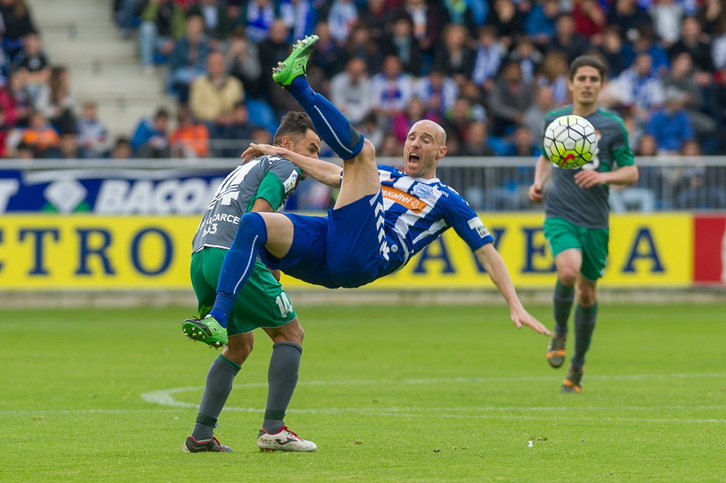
[261,192,403,288]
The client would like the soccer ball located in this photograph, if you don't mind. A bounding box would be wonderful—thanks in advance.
[542,115,598,169]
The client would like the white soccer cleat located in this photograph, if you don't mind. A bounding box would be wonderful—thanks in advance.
[257,426,317,452]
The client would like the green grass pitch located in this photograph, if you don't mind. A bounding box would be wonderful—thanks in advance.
[1,302,724,482]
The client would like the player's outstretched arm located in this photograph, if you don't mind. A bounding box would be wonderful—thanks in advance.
[242,143,342,188]
[474,243,551,336]
[528,155,552,203]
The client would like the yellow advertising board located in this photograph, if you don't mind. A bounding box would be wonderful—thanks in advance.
[0,213,692,291]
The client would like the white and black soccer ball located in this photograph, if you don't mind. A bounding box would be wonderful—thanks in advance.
[542,115,598,169]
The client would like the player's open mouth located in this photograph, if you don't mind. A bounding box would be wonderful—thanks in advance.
[408,153,421,165]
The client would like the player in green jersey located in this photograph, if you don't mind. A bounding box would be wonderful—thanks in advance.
[183,111,326,453]
[528,55,639,393]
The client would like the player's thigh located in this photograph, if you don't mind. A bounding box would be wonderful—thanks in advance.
[545,217,584,281]
[335,139,380,208]
[262,317,304,345]
[580,227,609,281]
[190,248,222,316]
[257,212,295,260]
[228,261,298,336]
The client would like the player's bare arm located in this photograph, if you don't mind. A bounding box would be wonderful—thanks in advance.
[242,143,342,188]
[474,243,551,336]
[528,155,552,203]
[574,164,639,189]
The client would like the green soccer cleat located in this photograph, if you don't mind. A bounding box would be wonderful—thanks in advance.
[182,315,228,348]
[272,35,319,87]
[561,364,584,393]
[546,332,567,368]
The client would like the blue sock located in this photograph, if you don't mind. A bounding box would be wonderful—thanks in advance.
[288,76,364,160]
[209,213,268,327]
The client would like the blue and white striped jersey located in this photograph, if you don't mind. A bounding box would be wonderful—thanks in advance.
[377,165,495,268]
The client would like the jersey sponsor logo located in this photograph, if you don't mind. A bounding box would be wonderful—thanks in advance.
[282,170,299,194]
[382,186,424,213]
[412,183,436,200]
[467,217,490,238]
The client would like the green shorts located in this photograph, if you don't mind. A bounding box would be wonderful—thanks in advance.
[190,247,297,336]
[544,217,609,281]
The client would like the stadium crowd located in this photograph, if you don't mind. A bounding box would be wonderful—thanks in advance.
[1,0,726,207]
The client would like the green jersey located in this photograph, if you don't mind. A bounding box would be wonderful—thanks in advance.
[542,107,635,229]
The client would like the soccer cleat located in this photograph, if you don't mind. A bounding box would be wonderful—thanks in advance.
[561,364,584,393]
[257,426,317,452]
[182,315,228,348]
[272,35,319,87]
[183,435,233,453]
[546,332,567,368]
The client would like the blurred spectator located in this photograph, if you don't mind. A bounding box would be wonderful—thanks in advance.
[358,0,392,43]
[15,109,59,158]
[696,0,725,35]
[509,36,543,85]
[501,125,540,156]
[535,50,569,107]
[392,96,439,143]
[46,66,75,134]
[650,0,684,46]
[342,22,383,77]
[460,121,496,156]
[487,61,535,136]
[279,0,320,43]
[573,0,606,42]
[440,0,478,39]
[0,71,31,128]
[382,14,424,76]
[458,79,487,122]
[598,26,631,78]
[330,57,372,126]
[189,50,244,139]
[0,0,38,60]
[630,24,671,73]
[11,32,50,109]
[525,0,560,47]
[167,13,211,103]
[547,13,591,63]
[606,52,665,121]
[111,136,133,159]
[241,0,279,44]
[524,84,556,139]
[138,0,186,74]
[355,112,385,150]
[15,141,34,159]
[219,101,258,157]
[636,133,659,156]
[413,67,459,119]
[470,26,505,93]
[369,54,415,124]
[310,21,346,78]
[673,140,726,208]
[670,16,715,74]
[607,0,652,39]
[398,0,443,60]
[433,24,475,84]
[485,0,523,50]
[327,0,359,46]
[379,132,403,157]
[663,51,717,143]
[76,101,109,159]
[444,96,477,142]
[259,19,299,119]
[709,19,726,72]
[249,126,273,144]
[115,0,145,39]
[170,104,209,158]
[647,87,694,153]
[225,27,262,98]
[54,132,81,159]
[187,0,232,48]
[131,107,170,158]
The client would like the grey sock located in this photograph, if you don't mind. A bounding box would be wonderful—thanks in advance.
[572,303,598,368]
[553,281,575,336]
[262,342,302,434]
[191,355,241,441]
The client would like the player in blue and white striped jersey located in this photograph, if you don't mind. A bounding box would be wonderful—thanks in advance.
[186,35,550,350]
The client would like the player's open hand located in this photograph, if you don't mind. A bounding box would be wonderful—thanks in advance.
[510,308,551,336]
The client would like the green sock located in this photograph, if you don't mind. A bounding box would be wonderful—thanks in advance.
[191,355,241,441]
[572,302,598,368]
[553,281,575,336]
